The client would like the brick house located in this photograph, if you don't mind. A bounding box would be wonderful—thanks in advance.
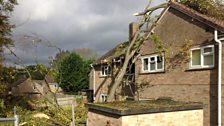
[89,2,224,126]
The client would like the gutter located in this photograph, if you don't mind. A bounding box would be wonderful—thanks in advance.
[90,64,96,101]
[214,30,223,126]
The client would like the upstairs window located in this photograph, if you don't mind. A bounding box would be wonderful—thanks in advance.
[190,45,214,68]
[101,65,111,76]
[141,54,164,73]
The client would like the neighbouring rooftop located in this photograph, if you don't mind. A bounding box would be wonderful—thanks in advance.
[86,99,203,116]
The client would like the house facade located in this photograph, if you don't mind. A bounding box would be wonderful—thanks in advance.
[89,2,224,126]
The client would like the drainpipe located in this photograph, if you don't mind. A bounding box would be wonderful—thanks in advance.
[90,64,96,101]
[214,30,222,126]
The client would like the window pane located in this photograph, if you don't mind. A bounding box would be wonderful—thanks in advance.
[204,55,213,66]
[150,57,155,61]
[105,67,108,75]
[101,95,104,102]
[192,49,201,66]
[204,47,212,53]
[108,66,111,75]
[150,62,155,71]
[157,56,163,69]
[143,58,148,70]
[102,67,105,75]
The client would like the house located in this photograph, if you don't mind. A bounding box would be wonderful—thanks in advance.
[11,78,49,99]
[89,1,224,126]
[45,75,63,94]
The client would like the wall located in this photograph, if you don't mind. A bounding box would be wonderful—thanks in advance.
[93,65,113,102]
[135,7,223,126]
[87,110,121,126]
[87,109,203,126]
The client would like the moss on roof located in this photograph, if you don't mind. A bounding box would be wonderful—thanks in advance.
[92,99,202,111]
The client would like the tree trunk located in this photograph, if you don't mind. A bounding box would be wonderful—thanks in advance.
[107,2,168,102]
[107,31,139,101]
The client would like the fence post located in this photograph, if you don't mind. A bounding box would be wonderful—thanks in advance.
[14,106,19,126]
[71,100,75,126]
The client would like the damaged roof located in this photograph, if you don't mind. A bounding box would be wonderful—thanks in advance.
[93,41,129,65]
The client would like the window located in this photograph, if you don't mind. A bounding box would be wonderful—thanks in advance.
[190,45,214,68]
[33,85,36,90]
[141,54,164,73]
[101,65,111,76]
[100,94,107,102]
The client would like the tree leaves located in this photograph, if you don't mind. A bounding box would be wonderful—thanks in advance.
[59,52,92,93]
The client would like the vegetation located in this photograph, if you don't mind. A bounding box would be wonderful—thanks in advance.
[0,0,17,117]
[0,0,17,90]
[59,52,93,93]
[181,0,224,20]
[92,99,202,111]
[2,96,87,125]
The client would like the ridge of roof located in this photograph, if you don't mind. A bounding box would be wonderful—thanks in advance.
[169,2,224,32]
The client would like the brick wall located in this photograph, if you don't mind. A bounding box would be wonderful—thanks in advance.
[135,7,222,126]
[87,109,203,126]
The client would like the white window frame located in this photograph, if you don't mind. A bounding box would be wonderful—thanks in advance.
[190,45,214,69]
[100,94,107,102]
[141,54,165,73]
[101,65,111,76]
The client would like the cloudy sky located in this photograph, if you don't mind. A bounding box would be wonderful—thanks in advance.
[6,0,165,66]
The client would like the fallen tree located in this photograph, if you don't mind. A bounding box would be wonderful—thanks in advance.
[107,1,168,101]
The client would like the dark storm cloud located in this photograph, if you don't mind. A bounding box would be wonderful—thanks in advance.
[8,0,165,65]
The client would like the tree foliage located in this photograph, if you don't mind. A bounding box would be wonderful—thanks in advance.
[59,52,92,92]
[181,0,224,20]
[0,0,17,95]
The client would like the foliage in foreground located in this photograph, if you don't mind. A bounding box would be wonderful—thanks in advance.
[1,96,87,126]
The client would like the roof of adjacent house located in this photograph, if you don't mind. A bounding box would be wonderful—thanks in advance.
[93,2,224,66]
[11,78,46,87]
[45,75,55,83]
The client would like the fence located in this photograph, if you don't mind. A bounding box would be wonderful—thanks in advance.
[0,107,19,126]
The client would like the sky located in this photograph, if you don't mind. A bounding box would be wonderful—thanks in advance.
[5,0,165,66]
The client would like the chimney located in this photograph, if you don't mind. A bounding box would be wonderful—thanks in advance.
[129,22,139,41]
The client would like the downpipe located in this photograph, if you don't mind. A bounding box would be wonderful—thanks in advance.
[90,64,96,101]
[214,30,222,126]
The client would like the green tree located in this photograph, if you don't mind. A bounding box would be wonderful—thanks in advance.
[60,52,92,92]
[0,0,17,95]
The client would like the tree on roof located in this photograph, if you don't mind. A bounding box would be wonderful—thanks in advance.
[107,0,224,101]
[107,1,168,101]
[181,0,224,20]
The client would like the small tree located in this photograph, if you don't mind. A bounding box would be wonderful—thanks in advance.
[60,52,91,93]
